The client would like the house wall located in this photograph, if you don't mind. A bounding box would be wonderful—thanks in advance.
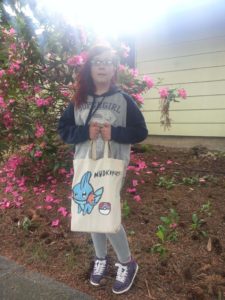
[136,2,225,149]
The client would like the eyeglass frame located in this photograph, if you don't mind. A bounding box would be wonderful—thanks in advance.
[90,59,116,67]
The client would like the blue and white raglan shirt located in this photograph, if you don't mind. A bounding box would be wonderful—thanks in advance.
[58,87,148,167]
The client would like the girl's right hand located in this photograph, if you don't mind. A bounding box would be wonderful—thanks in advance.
[89,122,100,140]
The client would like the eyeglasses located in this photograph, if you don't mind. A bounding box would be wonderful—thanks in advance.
[90,59,114,66]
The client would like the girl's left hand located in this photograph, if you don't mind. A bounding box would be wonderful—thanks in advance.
[100,123,111,141]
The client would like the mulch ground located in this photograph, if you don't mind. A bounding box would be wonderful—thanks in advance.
[1,145,225,300]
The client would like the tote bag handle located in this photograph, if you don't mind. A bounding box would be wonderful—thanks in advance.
[87,141,111,160]
[103,141,111,159]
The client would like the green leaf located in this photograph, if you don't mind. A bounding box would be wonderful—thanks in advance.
[156,226,165,242]
[192,213,198,224]
[160,216,170,225]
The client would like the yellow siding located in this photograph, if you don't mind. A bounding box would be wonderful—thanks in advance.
[138,51,225,75]
[141,66,225,85]
[136,4,225,138]
[145,110,225,124]
[146,123,225,137]
[143,95,225,111]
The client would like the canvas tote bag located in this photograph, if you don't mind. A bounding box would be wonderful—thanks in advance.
[71,141,125,233]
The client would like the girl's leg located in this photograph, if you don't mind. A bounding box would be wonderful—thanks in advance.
[106,225,131,264]
[90,233,108,286]
[107,225,138,295]
[91,232,108,259]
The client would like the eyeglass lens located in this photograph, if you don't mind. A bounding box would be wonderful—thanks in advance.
[91,59,113,66]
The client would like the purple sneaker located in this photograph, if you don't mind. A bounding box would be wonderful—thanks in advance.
[112,259,139,294]
[90,257,108,286]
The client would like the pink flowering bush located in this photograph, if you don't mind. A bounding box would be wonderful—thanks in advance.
[0,21,155,176]
[117,64,154,106]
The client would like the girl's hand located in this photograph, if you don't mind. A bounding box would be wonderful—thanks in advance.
[100,123,111,141]
[89,122,100,140]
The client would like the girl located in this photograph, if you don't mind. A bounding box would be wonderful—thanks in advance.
[58,45,148,294]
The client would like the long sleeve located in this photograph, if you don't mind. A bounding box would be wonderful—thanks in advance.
[57,102,89,144]
[111,93,148,144]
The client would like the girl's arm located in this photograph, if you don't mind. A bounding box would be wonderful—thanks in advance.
[57,102,89,144]
[111,93,148,144]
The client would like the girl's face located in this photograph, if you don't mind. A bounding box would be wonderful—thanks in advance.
[90,51,116,88]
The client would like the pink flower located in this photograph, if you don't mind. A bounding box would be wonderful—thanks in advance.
[45,195,54,203]
[21,81,29,90]
[166,160,173,164]
[118,64,126,72]
[35,98,50,107]
[130,68,138,77]
[9,43,17,51]
[137,161,147,170]
[10,62,20,71]
[152,162,159,167]
[132,93,144,104]
[169,223,177,229]
[143,75,154,89]
[159,87,169,99]
[0,70,5,78]
[51,219,60,227]
[58,207,68,217]
[3,111,13,128]
[45,205,52,210]
[27,143,34,152]
[7,155,23,170]
[3,28,16,36]
[17,176,26,187]
[36,205,43,209]
[7,68,15,75]
[132,180,138,187]
[9,28,16,35]
[133,195,141,202]
[178,88,187,99]
[9,99,15,105]
[34,150,42,158]
[80,51,88,62]
[67,55,84,66]
[127,188,136,193]
[146,170,153,174]
[0,97,6,108]
[35,123,45,138]
[53,198,61,204]
[127,165,136,171]
[0,200,11,209]
[58,168,67,175]
[4,186,13,193]
[34,86,41,93]
[60,90,70,97]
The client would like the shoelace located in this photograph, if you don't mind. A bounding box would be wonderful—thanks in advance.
[93,259,106,275]
[115,263,128,283]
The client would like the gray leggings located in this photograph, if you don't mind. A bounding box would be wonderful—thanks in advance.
[91,225,131,264]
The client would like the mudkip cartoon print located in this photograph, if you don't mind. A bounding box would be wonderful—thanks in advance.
[72,171,104,215]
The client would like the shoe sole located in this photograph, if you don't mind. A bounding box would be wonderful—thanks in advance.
[90,280,100,286]
[112,264,139,294]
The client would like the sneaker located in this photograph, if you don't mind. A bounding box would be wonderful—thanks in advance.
[112,259,139,294]
[90,257,108,286]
